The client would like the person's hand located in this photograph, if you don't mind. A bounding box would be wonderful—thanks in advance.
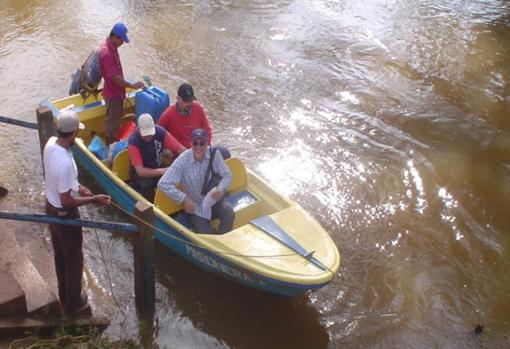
[132,81,145,90]
[183,195,195,214]
[158,167,169,176]
[94,194,111,206]
[79,185,92,197]
[162,149,174,165]
[211,187,223,200]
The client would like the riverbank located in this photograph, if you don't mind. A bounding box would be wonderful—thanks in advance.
[0,191,111,342]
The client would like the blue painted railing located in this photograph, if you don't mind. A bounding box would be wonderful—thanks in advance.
[0,210,138,233]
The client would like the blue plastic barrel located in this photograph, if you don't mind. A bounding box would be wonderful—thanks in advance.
[135,86,170,122]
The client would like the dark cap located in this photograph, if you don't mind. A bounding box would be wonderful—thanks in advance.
[178,83,196,102]
[191,128,208,141]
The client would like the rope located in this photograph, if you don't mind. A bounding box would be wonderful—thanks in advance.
[109,200,337,277]
[93,227,127,324]
[83,206,127,324]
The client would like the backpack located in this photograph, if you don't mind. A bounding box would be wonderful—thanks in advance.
[69,49,102,98]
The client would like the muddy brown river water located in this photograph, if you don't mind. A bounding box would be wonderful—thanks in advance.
[0,0,509,348]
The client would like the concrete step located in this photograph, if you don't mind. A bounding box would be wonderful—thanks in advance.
[0,220,59,317]
[14,222,59,296]
[0,266,26,316]
[0,198,115,329]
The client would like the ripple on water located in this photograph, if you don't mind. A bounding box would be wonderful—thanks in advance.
[1,0,510,348]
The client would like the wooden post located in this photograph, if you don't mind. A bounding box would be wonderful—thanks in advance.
[36,105,56,162]
[133,201,155,313]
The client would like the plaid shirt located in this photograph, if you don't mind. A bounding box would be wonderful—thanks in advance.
[157,147,232,218]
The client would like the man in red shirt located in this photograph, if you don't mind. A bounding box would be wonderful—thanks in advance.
[158,83,230,158]
[157,83,212,148]
[99,22,144,145]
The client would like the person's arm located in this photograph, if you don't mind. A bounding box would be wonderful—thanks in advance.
[157,106,171,130]
[198,104,213,145]
[57,164,111,208]
[157,157,186,203]
[100,51,144,90]
[112,75,144,90]
[134,165,167,178]
[157,156,195,213]
[163,130,186,155]
[60,190,110,209]
[128,144,167,178]
[100,50,144,90]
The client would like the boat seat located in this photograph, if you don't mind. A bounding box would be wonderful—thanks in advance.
[112,148,130,182]
[154,183,184,215]
[224,157,247,193]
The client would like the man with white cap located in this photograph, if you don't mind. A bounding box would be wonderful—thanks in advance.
[43,110,111,316]
[127,113,186,201]
[99,22,145,145]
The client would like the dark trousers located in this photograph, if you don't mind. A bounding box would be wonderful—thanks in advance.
[130,170,160,202]
[187,197,235,234]
[45,201,84,312]
[105,98,124,145]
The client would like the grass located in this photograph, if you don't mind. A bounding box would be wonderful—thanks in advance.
[7,320,139,349]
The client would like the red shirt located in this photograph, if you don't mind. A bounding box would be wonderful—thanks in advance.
[128,128,185,168]
[157,102,212,148]
[99,38,125,100]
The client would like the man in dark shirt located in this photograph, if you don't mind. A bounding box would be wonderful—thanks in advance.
[128,113,185,201]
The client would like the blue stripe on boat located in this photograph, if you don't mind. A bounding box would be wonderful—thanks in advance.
[250,215,327,270]
[71,100,104,113]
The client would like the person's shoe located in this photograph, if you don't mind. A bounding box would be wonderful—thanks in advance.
[65,293,90,316]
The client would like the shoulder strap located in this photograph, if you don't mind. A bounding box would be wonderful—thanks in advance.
[202,147,217,191]
[206,147,217,177]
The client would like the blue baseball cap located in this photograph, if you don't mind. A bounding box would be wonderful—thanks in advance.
[191,128,208,141]
[111,22,129,43]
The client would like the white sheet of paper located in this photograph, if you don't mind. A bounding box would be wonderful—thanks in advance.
[200,186,219,220]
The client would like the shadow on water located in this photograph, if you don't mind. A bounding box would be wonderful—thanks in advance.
[152,244,330,349]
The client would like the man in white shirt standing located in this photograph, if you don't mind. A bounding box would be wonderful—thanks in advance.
[43,110,110,316]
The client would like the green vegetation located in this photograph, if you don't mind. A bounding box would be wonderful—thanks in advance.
[7,321,138,349]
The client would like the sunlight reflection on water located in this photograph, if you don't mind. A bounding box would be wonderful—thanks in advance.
[1,0,510,347]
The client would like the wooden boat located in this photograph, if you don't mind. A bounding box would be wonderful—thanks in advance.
[41,88,340,297]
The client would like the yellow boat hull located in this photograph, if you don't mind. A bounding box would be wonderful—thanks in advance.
[41,89,340,296]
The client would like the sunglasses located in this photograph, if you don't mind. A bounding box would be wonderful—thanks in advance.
[192,141,205,147]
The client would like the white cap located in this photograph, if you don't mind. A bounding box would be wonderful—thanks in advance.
[57,110,85,132]
[138,113,155,137]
